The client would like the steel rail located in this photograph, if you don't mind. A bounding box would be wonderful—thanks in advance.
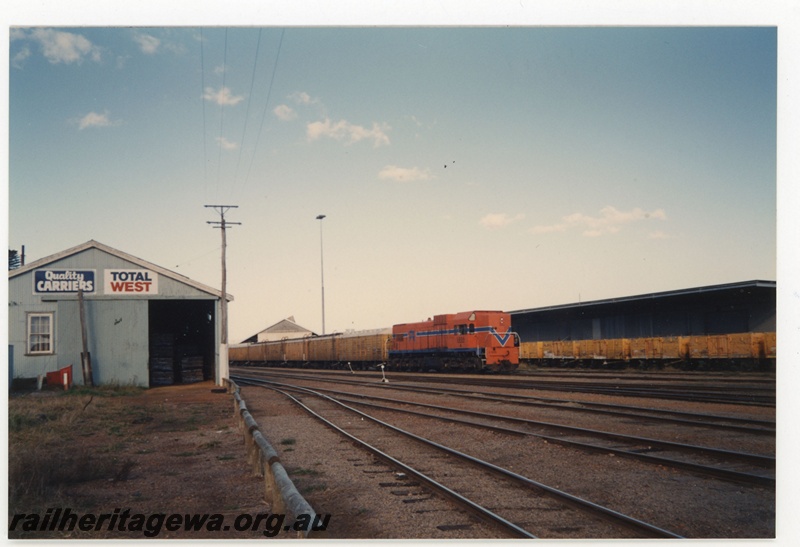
[236,366,774,405]
[232,366,776,433]
[239,384,538,538]
[234,373,774,485]
[234,375,683,539]
[518,383,775,406]
[381,372,776,406]
[333,394,775,486]
[514,370,776,384]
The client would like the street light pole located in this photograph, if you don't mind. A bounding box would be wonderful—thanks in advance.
[316,214,326,335]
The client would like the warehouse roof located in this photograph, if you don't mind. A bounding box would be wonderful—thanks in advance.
[510,280,774,315]
[9,239,232,301]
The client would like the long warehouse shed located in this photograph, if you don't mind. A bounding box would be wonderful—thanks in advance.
[510,280,775,342]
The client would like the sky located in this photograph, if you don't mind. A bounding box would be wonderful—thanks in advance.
[3,1,794,345]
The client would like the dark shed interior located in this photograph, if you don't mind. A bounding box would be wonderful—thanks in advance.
[148,300,215,386]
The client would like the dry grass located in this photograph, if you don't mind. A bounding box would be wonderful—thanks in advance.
[8,382,269,539]
[8,387,144,511]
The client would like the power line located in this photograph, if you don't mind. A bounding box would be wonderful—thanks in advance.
[241,28,285,196]
[216,28,229,195]
[231,28,263,196]
[199,28,209,198]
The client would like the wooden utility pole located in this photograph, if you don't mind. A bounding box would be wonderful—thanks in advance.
[206,205,241,385]
[77,289,94,386]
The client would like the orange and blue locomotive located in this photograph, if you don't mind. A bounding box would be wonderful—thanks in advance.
[389,310,520,372]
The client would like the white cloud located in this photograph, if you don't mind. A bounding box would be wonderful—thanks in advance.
[378,165,432,182]
[480,213,525,229]
[274,104,296,121]
[531,206,667,237]
[134,33,160,54]
[27,28,102,65]
[10,28,27,41]
[307,117,390,147]
[11,46,31,69]
[77,111,116,130]
[202,86,245,106]
[290,91,319,105]
[216,137,238,150]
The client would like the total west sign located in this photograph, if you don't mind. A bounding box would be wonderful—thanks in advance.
[104,269,159,294]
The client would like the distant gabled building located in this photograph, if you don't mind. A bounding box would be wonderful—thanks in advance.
[240,316,315,344]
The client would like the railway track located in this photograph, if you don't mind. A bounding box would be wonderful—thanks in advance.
[237,366,775,406]
[232,367,775,434]
[232,371,774,486]
[371,371,777,406]
[233,375,683,539]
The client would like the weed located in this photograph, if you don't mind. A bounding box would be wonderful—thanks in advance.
[299,484,327,495]
[288,467,322,477]
[8,444,120,508]
[63,384,146,398]
[200,440,221,450]
[98,441,128,454]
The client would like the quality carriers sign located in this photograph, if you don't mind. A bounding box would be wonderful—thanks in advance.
[34,270,96,294]
[104,269,159,294]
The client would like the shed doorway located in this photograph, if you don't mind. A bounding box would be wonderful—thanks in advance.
[148,300,215,386]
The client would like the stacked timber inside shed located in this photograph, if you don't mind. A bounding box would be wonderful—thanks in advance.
[149,334,176,386]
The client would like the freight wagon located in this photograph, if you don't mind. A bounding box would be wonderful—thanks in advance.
[230,328,391,370]
[519,331,776,370]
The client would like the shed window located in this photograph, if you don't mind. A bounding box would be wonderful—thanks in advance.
[28,312,54,354]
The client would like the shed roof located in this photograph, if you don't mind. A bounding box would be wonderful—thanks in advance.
[9,240,231,300]
[259,316,313,335]
[510,280,774,316]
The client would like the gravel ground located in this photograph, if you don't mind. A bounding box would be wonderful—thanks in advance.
[241,388,506,539]
[238,373,775,539]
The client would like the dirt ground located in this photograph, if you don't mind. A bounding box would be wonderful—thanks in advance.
[8,376,776,540]
[7,381,290,540]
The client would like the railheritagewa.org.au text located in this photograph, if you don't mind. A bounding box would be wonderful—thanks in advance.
[9,508,331,537]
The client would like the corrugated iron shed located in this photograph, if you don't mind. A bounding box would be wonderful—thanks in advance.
[8,240,232,387]
[510,280,775,342]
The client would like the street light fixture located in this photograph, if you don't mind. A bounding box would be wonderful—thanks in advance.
[316,214,326,335]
